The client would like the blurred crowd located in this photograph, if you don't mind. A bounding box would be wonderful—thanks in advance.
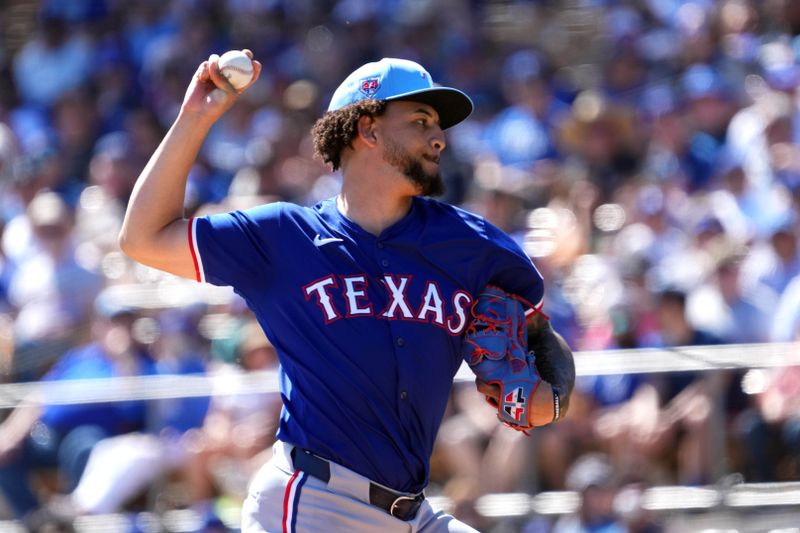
[1,0,800,531]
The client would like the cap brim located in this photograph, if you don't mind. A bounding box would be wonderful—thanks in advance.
[386,87,474,129]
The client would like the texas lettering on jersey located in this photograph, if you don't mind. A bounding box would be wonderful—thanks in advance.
[303,274,473,335]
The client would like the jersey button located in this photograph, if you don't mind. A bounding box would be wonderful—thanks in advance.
[396,337,405,347]
[400,390,408,400]
[377,242,385,249]
[381,259,389,268]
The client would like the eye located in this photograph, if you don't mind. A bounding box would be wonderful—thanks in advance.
[415,118,428,126]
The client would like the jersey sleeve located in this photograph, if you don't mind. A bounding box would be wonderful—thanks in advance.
[189,202,282,291]
[482,221,545,314]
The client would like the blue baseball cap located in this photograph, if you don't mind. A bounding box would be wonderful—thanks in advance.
[328,58,474,129]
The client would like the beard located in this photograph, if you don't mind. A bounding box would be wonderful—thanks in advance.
[382,138,445,197]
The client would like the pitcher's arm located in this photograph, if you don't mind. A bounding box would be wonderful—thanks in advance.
[119,52,261,278]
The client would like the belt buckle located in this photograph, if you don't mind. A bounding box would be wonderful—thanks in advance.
[389,494,421,520]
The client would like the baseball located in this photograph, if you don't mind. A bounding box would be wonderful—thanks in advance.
[218,50,254,90]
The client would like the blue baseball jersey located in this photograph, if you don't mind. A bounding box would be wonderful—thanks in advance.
[189,196,543,492]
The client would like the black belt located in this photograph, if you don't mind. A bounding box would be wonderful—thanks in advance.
[290,448,425,521]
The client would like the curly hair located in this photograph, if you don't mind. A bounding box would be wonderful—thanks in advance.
[311,99,388,171]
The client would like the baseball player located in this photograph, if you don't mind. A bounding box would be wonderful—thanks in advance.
[120,51,575,532]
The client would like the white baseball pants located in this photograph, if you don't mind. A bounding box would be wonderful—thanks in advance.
[241,440,479,533]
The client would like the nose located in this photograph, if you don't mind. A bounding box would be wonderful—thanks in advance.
[430,127,446,153]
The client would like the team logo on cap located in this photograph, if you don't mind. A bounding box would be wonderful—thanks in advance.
[360,77,381,97]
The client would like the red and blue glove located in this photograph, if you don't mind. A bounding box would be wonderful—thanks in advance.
[462,286,541,432]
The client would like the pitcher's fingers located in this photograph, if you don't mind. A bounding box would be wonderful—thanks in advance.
[207,54,236,92]
[206,54,221,81]
[195,61,211,82]
[476,379,500,400]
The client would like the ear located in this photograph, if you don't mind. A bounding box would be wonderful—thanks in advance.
[356,114,379,148]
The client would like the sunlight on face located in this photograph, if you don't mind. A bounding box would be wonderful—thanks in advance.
[382,135,444,196]
[379,101,445,197]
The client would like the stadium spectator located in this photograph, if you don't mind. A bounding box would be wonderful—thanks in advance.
[181,318,281,508]
[481,49,566,170]
[592,289,725,485]
[0,302,155,522]
[689,250,774,343]
[11,12,93,110]
[558,91,642,200]
[5,191,102,380]
[772,271,800,342]
[550,453,626,533]
[679,64,738,192]
[734,364,800,482]
[62,305,211,515]
[741,217,800,301]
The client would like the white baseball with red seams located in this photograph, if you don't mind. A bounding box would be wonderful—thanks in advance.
[218,50,254,90]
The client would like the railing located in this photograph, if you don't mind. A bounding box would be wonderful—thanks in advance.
[2,342,798,408]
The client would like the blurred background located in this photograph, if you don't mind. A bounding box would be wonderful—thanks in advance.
[1,0,800,531]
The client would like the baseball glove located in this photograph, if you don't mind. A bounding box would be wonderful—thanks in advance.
[462,286,541,432]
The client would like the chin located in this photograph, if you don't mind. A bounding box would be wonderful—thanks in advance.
[417,176,445,197]
[388,156,445,197]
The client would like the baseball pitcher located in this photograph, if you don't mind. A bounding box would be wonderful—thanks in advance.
[120,51,575,532]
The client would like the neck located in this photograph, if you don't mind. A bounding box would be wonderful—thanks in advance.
[337,187,414,236]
